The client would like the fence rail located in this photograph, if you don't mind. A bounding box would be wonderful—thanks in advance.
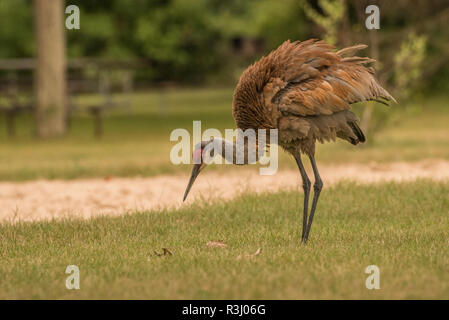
[0,58,141,138]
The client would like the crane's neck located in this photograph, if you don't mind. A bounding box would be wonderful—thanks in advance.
[206,136,261,165]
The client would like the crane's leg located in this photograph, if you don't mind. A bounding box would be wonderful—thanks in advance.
[303,155,323,243]
[293,153,311,243]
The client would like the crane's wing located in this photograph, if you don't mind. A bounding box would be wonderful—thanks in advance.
[232,39,395,132]
[265,40,396,118]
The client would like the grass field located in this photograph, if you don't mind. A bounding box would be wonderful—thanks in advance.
[1,180,448,299]
[0,89,448,181]
[1,89,448,299]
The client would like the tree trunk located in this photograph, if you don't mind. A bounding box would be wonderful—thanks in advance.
[34,0,67,138]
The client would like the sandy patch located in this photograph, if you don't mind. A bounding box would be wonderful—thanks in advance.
[1,159,448,222]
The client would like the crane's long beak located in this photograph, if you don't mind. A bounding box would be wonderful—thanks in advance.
[183,163,202,201]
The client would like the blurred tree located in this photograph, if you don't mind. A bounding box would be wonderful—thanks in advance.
[135,0,220,81]
[394,32,427,101]
[34,0,67,138]
[0,0,34,58]
[0,0,447,88]
[362,32,427,136]
[210,0,306,82]
[211,0,306,49]
[350,1,430,138]
[302,0,345,45]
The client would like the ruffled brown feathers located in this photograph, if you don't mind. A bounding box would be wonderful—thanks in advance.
[232,39,396,155]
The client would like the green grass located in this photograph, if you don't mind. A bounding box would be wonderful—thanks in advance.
[0,89,448,181]
[1,180,448,299]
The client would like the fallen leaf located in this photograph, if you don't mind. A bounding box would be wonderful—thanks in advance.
[153,248,173,256]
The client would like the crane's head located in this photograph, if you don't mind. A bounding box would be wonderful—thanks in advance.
[183,139,216,201]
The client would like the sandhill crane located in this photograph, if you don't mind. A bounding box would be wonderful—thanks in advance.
[183,39,396,243]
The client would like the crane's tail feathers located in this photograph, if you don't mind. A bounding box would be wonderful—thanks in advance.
[378,88,397,104]
[373,98,392,106]
[336,43,398,105]
[348,122,366,143]
[342,56,376,64]
[336,44,368,57]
